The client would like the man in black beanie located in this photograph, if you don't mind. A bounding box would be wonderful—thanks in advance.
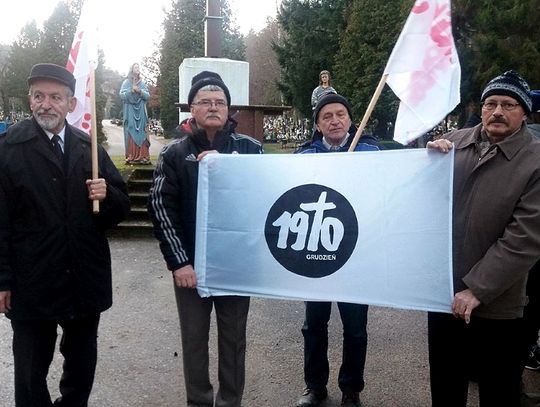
[427,71,540,406]
[294,93,379,407]
[149,70,262,407]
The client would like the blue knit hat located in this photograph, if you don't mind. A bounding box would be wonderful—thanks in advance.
[481,70,532,114]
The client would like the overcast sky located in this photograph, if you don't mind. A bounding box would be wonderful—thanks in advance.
[1,0,281,75]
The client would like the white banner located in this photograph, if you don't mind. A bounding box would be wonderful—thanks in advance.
[195,149,454,313]
[384,0,461,145]
[66,0,98,134]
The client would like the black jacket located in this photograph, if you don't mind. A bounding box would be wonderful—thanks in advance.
[148,118,263,272]
[0,118,130,320]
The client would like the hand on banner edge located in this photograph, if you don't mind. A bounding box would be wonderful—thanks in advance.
[426,139,453,153]
[173,265,197,289]
[452,288,481,324]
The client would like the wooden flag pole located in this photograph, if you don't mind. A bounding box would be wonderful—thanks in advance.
[90,68,99,213]
[348,73,389,152]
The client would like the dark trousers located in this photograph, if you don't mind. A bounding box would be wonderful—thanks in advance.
[428,312,526,407]
[524,264,540,350]
[302,301,368,393]
[175,286,250,407]
[11,314,100,407]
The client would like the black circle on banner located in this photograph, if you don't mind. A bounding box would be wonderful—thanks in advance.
[264,184,358,278]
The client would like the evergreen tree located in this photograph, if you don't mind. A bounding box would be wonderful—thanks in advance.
[3,21,43,111]
[333,0,411,138]
[453,0,540,123]
[272,0,540,137]
[40,1,78,65]
[159,0,244,136]
[245,19,281,105]
[159,0,206,135]
[273,0,350,119]
[220,1,246,61]
[2,0,108,143]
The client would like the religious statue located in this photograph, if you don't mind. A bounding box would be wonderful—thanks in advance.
[120,63,150,164]
[311,70,337,110]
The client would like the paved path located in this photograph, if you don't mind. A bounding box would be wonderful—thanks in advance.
[102,119,168,158]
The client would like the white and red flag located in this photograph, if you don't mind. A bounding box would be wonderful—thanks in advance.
[384,0,461,145]
[66,0,98,135]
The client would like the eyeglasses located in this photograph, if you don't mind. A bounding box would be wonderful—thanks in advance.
[481,101,521,111]
[192,99,227,108]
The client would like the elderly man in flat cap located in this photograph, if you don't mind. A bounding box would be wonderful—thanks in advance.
[0,63,130,406]
[149,71,262,407]
[428,70,540,407]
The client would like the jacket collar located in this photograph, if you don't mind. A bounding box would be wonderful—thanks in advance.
[453,122,533,161]
[176,117,237,151]
[6,117,90,146]
[6,117,90,175]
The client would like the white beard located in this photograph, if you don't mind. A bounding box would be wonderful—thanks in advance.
[35,113,62,132]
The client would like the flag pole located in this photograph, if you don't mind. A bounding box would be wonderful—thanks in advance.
[348,74,388,152]
[89,67,99,213]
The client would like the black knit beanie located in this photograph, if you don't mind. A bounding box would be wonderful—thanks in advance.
[481,70,532,114]
[313,93,353,123]
[188,71,231,107]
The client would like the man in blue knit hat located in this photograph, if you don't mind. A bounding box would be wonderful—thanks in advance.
[427,71,540,406]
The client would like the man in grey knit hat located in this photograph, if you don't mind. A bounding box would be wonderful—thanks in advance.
[427,70,540,406]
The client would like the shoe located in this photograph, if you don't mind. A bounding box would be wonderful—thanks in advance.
[341,391,361,406]
[296,387,328,407]
[525,345,540,371]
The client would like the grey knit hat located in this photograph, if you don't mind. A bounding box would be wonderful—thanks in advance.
[481,70,532,114]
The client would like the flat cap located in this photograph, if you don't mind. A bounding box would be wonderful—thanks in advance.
[27,63,76,93]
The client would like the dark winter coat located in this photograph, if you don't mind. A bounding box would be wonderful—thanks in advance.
[148,118,263,272]
[295,123,380,153]
[0,118,130,320]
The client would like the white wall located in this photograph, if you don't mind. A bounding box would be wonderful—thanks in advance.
[178,58,249,123]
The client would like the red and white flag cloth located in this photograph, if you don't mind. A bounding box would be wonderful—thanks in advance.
[66,1,98,135]
[384,0,461,145]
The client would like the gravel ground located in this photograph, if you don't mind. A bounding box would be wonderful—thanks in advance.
[1,239,539,407]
